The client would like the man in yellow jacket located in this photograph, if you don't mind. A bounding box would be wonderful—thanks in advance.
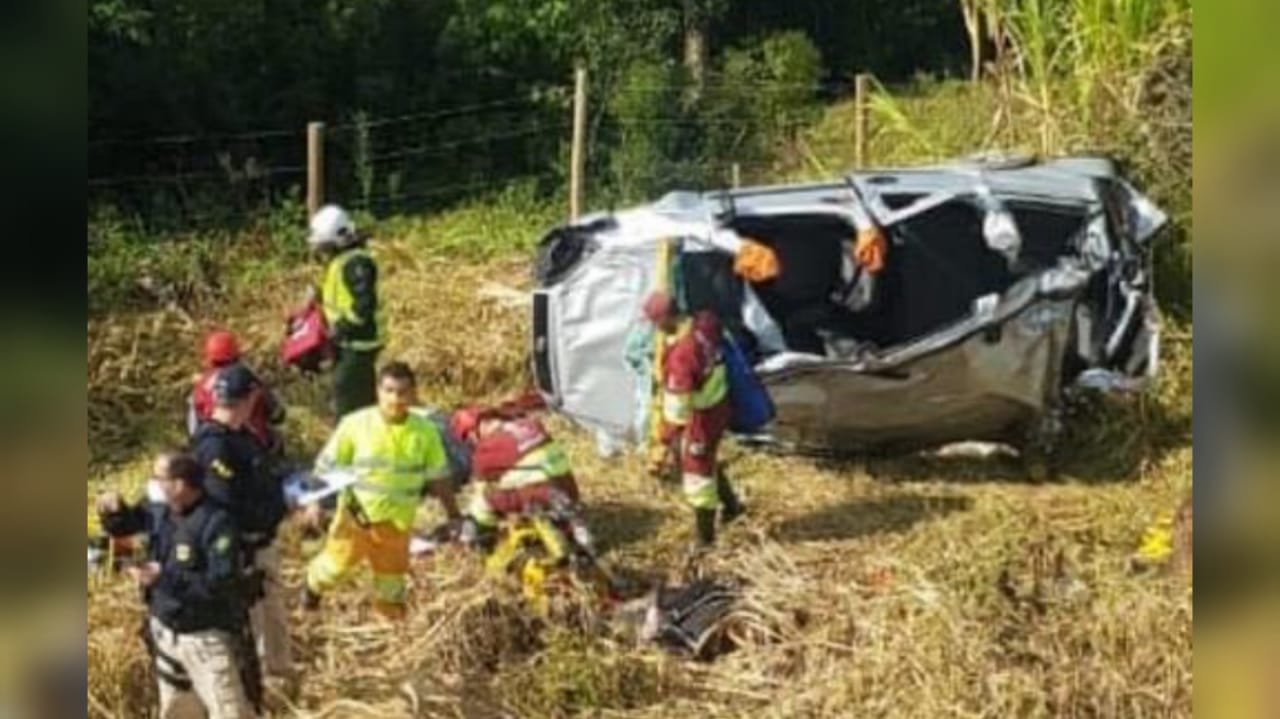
[302,361,461,619]
[307,204,386,418]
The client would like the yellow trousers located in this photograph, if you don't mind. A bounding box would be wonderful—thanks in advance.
[306,508,410,617]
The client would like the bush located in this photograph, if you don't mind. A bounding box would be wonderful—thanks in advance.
[698,31,823,181]
[607,59,691,203]
[600,31,824,202]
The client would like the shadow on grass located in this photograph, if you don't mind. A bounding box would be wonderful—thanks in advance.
[771,494,972,543]
[584,501,666,554]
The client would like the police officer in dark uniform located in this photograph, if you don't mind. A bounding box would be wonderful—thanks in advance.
[96,452,257,719]
[191,364,294,690]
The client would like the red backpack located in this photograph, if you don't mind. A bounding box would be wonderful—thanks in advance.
[281,300,332,373]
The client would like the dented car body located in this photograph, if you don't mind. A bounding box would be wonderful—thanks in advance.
[531,155,1167,456]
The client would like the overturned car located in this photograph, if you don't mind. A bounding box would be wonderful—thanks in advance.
[530,155,1167,459]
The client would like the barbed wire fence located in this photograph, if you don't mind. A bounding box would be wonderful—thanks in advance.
[87,71,872,233]
[87,93,573,232]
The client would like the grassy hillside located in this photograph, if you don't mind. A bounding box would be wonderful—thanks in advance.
[87,77,1192,718]
[87,248,1192,719]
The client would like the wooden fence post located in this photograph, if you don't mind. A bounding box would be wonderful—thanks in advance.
[307,121,325,218]
[569,67,588,221]
[854,74,870,169]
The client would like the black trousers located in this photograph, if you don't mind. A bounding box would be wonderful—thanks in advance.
[333,347,378,418]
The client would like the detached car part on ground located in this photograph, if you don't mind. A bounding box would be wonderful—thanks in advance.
[531,154,1167,464]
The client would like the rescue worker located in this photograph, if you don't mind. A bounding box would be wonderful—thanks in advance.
[188,330,286,455]
[303,361,460,619]
[307,204,385,418]
[191,365,293,690]
[96,453,258,719]
[642,291,744,550]
[450,404,589,553]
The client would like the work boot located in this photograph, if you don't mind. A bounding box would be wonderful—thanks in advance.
[694,508,718,549]
[716,472,745,525]
[301,586,321,611]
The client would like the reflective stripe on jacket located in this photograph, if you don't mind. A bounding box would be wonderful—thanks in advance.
[661,313,728,426]
[322,248,385,350]
[316,407,448,531]
[494,441,573,490]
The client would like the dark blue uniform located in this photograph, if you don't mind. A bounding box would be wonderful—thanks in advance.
[100,496,243,633]
[192,411,295,680]
[191,420,288,552]
[101,496,260,714]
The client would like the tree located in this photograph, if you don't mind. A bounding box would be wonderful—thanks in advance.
[680,0,728,97]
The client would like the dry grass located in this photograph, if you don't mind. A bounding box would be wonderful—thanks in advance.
[88,237,1192,718]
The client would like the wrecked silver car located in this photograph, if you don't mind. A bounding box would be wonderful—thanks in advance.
[530,155,1167,459]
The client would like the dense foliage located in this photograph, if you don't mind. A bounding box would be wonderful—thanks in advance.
[88,0,1191,312]
[88,0,966,222]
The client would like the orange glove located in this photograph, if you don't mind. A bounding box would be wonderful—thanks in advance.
[854,227,887,273]
[733,239,780,282]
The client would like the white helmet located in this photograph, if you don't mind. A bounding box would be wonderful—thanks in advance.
[307,204,358,248]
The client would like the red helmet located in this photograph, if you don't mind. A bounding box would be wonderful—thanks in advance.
[642,291,674,324]
[202,330,241,368]
[449,405,484,443]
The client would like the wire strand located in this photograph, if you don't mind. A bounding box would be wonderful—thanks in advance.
[360,124,566,163]
[329,96,558,132]
[90,90,568,147]
[88,165,306,188]
[349,172,560,209]
[89,127,303,150]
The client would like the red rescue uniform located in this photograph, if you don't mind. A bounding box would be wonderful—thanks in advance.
[659,311,731,510]
[469,416,580,526]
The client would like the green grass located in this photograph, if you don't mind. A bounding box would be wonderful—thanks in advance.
[376,179,565,261]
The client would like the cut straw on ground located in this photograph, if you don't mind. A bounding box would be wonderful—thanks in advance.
[89,240,1191,718]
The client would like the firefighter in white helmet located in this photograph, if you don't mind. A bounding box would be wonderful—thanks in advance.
[307,205,386,419]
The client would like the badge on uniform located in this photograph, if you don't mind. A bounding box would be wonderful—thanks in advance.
[175,543,192,562]
[211,458,233,479]
[214,535,232,555]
